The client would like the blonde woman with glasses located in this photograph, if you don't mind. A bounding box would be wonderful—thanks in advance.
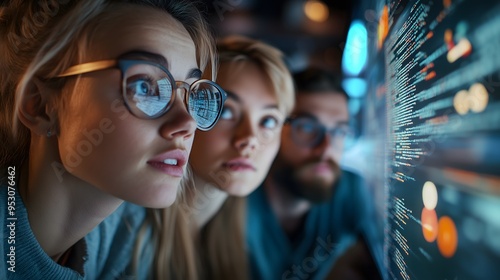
[0,1,225,278]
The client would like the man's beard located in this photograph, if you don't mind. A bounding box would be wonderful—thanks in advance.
[272,157,342,203]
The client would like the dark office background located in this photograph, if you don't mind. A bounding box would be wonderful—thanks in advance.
[200,0,356,74]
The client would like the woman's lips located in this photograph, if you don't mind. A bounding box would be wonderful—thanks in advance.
[147,161,184,177]
[223,158,256,172]
[147,149,187,177]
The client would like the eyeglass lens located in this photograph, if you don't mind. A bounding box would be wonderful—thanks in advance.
[123,62,224,130]
[290,117,351,147]
[125,63,172,118]
[188,82,225,130]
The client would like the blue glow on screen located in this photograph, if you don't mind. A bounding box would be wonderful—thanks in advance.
[342,20,368,76]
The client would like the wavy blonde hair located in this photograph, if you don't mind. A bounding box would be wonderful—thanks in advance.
[216,35,295,115]
[0,0,216,277]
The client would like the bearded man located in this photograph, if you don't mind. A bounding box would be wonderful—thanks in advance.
[246,67,380,280]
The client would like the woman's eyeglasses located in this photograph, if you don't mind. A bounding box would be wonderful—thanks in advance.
[57,59,227,131]
[286,116,353,148]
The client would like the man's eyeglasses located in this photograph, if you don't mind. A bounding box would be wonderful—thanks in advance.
[286,116,353,148]
[57,59,227,131]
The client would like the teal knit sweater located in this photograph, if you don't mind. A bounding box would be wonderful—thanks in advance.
[0,182,149,279]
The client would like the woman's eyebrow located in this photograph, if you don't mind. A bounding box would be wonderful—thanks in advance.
[118,50,202,80]
[225,90,279,110]
[118,50,168,67]
[225,90,241,103]
[262,104,280,110]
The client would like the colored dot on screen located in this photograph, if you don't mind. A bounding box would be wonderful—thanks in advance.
[437,216,458,258]
[422,181,438,210]
[469,83,489,113]
[421,208,439,242]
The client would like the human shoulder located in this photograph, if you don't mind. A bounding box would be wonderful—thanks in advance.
[84,202,148,279]
[0,184,84,279]
[333,168,367,199]
[340,168,365,184]
[88,201,146,243]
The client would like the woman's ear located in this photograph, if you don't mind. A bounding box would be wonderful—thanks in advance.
[17,77,59,136]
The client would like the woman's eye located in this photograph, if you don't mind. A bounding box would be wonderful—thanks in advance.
[261,116,279,129]
[220,106,234,120]
[127,77,157,96]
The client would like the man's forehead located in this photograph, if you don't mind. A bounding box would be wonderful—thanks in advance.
[293,93,349,124]
[295,92,347,110]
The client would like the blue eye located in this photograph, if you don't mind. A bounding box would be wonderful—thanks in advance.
[261,116,279,129]
[127,76,157,97]
[220,106,234,120]
[139,81,148,94]
[126,75,172,117]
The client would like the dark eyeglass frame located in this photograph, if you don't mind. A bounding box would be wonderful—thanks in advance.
[57,59,227,131]
[285,115,353,148]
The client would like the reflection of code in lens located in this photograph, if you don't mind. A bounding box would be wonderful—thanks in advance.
[190,88,221,129]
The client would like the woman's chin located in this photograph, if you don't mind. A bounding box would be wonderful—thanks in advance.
[123,186,179,208]
[218,181,259,197]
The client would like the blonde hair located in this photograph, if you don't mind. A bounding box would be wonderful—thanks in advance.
[135,167,201,279]
[217,35,295,115]
[0,0,216,277]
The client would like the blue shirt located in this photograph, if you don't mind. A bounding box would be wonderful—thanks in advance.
[246,169,371,280]
[0,182,149,279]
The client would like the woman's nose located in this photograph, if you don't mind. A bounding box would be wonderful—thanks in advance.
[158,90,196,141]
[233,116,259,156]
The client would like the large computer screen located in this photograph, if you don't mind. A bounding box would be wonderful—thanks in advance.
[357,0,500,279]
